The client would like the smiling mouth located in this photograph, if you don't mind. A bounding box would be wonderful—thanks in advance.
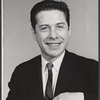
[46,42,62,47]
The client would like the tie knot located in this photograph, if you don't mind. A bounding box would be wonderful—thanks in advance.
[46,63,53,70]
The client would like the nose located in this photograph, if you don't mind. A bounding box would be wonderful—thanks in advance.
[49,27,58,39]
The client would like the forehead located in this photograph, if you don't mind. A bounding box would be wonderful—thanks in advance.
[36,10,66,24]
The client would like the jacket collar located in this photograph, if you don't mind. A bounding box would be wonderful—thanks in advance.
[29,56,45,100]
[54,50,75,97]
[30,50,75,100]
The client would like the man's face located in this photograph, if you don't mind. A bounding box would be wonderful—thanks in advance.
[33,10,70,61]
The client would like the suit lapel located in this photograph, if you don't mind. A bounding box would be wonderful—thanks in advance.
[29,56,45,100]
[54,50,74,97]
[29,50,75,99]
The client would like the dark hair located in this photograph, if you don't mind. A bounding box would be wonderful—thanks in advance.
[30,0,70,30]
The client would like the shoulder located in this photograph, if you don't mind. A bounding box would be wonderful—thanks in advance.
[66,50,98,63]
[65,50,98,69]
[9,55,41,86]
[13,55,41,74]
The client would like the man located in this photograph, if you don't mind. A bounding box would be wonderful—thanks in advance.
[6,0,98,100]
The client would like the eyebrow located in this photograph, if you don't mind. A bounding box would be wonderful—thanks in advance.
[39,24,49,28]
[39,22,65,28]
[56,22,65,25]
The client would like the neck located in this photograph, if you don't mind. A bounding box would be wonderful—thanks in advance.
[42,51,65,62]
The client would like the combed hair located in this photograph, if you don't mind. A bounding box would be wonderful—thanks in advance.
[30,0,70,30]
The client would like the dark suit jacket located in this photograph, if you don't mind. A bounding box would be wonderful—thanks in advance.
[6,50,98,100]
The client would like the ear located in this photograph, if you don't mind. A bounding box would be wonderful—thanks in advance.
[31,27,37,41]
[68,26,71,36]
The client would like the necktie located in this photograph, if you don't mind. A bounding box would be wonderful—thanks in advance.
[45,63,53,100]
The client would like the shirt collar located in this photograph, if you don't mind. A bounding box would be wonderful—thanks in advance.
[42,51,65,72]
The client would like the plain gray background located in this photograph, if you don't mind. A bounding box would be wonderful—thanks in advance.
[3,0,98,100]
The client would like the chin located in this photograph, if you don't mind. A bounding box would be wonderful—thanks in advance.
[49,51,63,58]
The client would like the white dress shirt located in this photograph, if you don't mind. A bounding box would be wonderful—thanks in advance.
[41,51,65,97]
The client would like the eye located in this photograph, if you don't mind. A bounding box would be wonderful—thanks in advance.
[56,25,64,30]
[57,25,64,28]
[40,26,49,32]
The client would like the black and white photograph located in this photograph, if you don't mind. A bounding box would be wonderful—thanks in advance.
[3,0,98,100]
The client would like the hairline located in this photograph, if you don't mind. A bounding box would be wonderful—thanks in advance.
[35,9,68,30]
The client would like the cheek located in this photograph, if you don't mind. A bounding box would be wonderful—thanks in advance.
[59,31,69,39]
[36,34,47,44]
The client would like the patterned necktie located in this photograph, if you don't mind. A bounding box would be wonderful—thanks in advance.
[45,63,53,100]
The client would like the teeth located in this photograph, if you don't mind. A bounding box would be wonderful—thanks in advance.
[48,43,59,47]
